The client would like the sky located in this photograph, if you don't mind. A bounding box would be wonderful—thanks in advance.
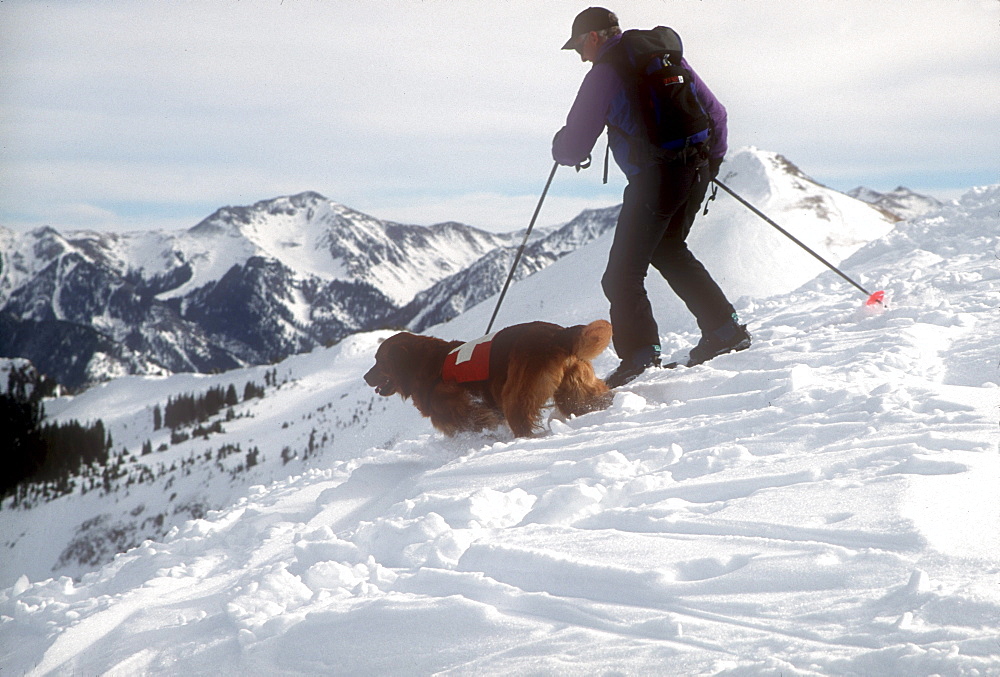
[1,0,998,234]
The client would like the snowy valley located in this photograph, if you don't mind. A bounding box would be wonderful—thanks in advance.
[1,148,999,675]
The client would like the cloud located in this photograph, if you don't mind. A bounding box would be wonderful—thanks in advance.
[1,0,997,233]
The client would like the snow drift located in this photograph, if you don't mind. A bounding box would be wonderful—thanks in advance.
[1,161,998,675]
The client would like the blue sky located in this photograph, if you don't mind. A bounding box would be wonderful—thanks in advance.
[1,0,998,233]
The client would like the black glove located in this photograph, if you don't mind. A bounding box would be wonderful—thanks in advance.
[551,129,566,163]
[709,157,723,181]
[553,128,591,171]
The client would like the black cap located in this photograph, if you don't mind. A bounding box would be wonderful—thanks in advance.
[561,7,619,50]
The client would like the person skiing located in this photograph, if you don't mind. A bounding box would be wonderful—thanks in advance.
[553,7,750,388]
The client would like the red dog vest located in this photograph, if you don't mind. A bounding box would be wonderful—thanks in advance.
[441,332,497,383]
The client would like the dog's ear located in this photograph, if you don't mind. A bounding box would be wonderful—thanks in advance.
[382,340,409,365]
[375,333,414,370]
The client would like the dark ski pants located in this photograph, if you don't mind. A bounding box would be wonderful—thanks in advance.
[601,161,736,360]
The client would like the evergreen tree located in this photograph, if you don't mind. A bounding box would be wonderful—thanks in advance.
[0,393,47,497]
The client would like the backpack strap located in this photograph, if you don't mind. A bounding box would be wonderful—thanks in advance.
[603,130,611,184]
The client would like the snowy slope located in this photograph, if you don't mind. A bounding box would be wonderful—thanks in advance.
[442,147,898,347]
[2,182,999,675]
[704,149,897,300]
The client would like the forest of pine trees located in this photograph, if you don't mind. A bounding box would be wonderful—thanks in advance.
[154,381,265,432]
[1,363,110,501]
[3,367,275,503]
[157,385,239,430]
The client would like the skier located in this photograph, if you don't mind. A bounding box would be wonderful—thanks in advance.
[552,7,750,387]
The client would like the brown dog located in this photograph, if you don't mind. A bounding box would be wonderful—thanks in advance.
[364,320,613,437]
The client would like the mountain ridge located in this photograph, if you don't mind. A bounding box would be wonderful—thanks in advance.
[847,185,943,221]
[1,148,912,390]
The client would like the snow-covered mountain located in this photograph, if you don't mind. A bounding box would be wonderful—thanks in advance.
[848,185,943,221]
[2,169,998,674]
[182,193,518,306]
[0,194,520,389]
[454,147,902,337]
[0,149,896,390]
[393,204,623,332]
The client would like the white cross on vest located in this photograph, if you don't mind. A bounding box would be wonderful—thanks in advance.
[451,332,497,364]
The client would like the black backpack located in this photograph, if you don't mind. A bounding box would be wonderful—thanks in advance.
[600,27,712,166]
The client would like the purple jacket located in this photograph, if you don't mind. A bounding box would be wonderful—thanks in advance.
[553,33,728,177]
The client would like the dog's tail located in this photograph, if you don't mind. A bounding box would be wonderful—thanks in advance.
[564,319,612,361]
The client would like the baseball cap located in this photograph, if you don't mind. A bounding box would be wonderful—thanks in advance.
[561,7,619,50]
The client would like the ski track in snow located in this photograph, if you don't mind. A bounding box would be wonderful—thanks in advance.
[2,185,1000,675]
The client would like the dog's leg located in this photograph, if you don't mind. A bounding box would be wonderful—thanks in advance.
[420,383,502,436]
[501,359,560,437]
[554,358,613,417]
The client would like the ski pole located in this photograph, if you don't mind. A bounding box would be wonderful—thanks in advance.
[486,161,559,333]
[713,179,885,307]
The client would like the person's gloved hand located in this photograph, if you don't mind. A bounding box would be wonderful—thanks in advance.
[709,156,723,180]
[551,129,564,161]
[553,128,592,171]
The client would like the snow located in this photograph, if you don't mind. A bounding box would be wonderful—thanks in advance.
[438,148,897,346]
[2,171,999,674]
